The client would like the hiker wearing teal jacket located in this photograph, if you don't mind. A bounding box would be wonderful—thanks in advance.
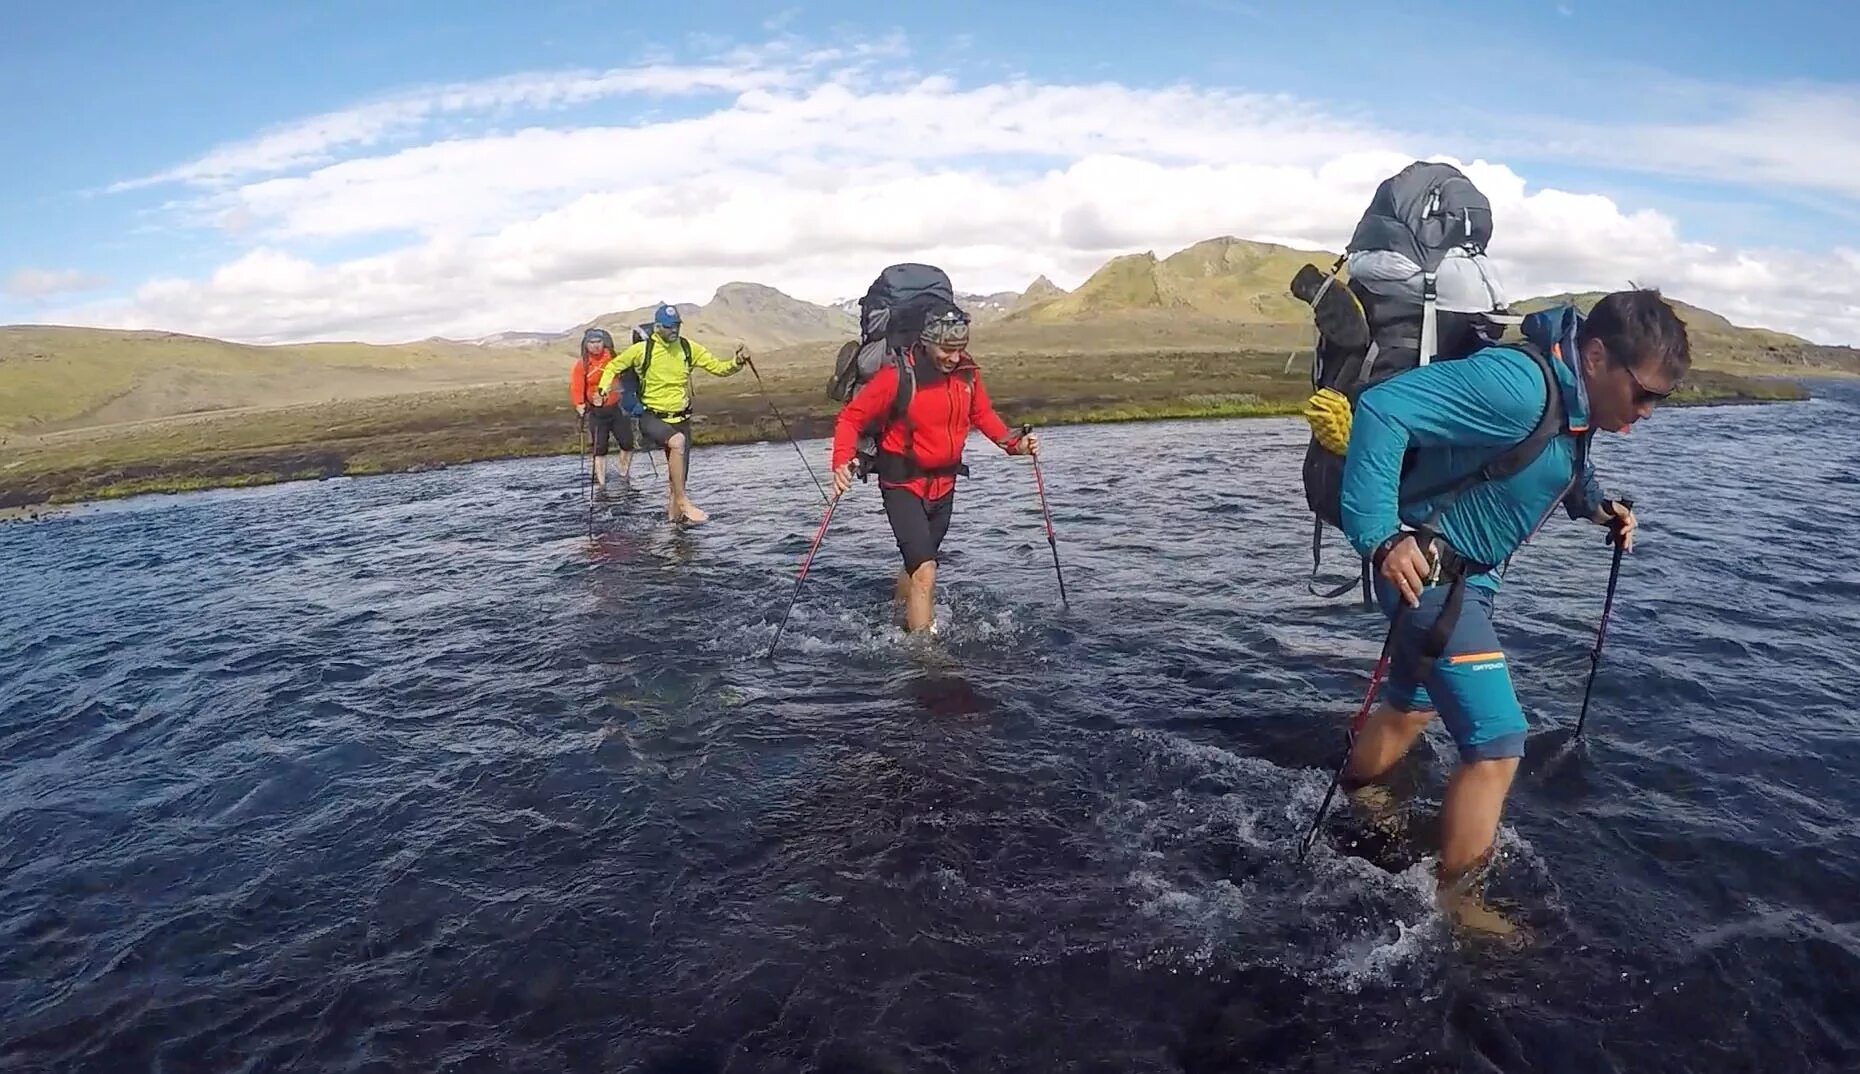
[1337,289,1690,934]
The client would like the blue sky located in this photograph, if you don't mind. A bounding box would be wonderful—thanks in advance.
[4,0,1858,343]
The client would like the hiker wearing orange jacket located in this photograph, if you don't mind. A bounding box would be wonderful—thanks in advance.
[570,327,634,487]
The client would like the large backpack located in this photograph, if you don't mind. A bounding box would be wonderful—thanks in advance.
[827,264,963,478]
[1289,161,1554,599]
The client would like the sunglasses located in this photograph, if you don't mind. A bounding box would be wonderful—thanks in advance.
[1607,346,1676,405]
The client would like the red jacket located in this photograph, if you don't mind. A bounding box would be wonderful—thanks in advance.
[570,352,619,408]
[831,349,1016,500]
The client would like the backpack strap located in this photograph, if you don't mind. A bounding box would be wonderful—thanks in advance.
[1399,341,1565,526]
[886,348,921,463]
[1307,518,1367,600]
[639,334,695,378]
[636,335,700,421]
[870,349,975,482]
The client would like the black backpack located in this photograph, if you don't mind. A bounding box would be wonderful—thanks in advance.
[827,264,964,477]
[828,264,956,403]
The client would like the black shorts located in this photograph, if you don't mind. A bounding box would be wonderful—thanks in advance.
[639,413,691,461]
[587,408,634,456]
[882,487,954,572]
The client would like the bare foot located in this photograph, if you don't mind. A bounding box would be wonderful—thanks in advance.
[676,500,709,525]
[1346,782,1407,838]
[1438,887,1522,941]
[1436,855,1525,944]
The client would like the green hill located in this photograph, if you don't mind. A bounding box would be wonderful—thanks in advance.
[1513,292,1859,372]
[0,326,554,435]
[1008,237,1323,324]
[5,237,1850,449]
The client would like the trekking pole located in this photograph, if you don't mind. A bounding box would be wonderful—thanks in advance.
[1019,425,1068,607]
[1297,618,1399,862]
[577,412,588,485]
[578,413,594,527]
[764,492,841,660]
[635,416,659,482]
[1574,497,1633,740]
[741,352,828,504]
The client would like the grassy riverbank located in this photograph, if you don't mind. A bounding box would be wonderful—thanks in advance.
[0,347,1810,510]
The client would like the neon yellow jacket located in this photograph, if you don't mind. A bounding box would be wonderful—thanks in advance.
[595,334,742,416]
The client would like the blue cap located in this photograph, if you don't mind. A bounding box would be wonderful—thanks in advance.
[653,303,681,329]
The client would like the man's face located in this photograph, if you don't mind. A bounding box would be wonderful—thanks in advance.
[1585,338,1679,433]
[656,323,679,342]
[928,342,965,371]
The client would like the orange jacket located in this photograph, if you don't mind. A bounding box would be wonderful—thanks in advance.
[570,352,619,408]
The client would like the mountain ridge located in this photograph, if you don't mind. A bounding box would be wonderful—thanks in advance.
[5,238,1852,436]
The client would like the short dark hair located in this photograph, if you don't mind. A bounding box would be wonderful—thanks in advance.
[1579,289,1690,381]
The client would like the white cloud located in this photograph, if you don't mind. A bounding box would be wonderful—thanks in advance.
[107,35,908,192]
[4,267,111,299]
[68,39,1860,346]
[1494,82,1860,205]
[110,65,785,191]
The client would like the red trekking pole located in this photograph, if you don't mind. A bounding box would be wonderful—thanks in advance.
[764,492,841,660]
[1019,424,1068,608]
[1297,617,1399,862]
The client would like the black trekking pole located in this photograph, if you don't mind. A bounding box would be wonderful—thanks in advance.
[637,416,660,482]
[1297,617,1399,862]
[578,413,594,527]
[741,351,829,504]
[1018,425,1068,608]
[1574,498,1633,740]
[628,414,659,483]
[765,492,841,660]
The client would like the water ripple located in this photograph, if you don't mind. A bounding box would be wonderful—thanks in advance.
[3,383,1859,1072]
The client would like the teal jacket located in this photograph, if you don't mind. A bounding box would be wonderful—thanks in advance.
[1339,306,1606,593]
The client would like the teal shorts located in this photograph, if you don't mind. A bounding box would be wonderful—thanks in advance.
[1374,578,1528,762]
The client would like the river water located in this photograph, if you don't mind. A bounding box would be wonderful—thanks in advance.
[4,383,1858,1072]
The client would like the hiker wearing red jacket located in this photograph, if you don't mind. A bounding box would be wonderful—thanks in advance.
[569,327,634,488]
[830,307,1039,633]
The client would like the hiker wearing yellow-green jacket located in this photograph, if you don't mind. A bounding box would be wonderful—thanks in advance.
[594,302,749,525]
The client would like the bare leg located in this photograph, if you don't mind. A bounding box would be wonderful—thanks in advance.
[618,450,633,479]
[893,568,912,625]
[1344,704,1436,784]
[593,455,608,487]
[665,434,706,523]
[904,560,937,633]
[1439,758,1519,878]
[1436,757,1522,937]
